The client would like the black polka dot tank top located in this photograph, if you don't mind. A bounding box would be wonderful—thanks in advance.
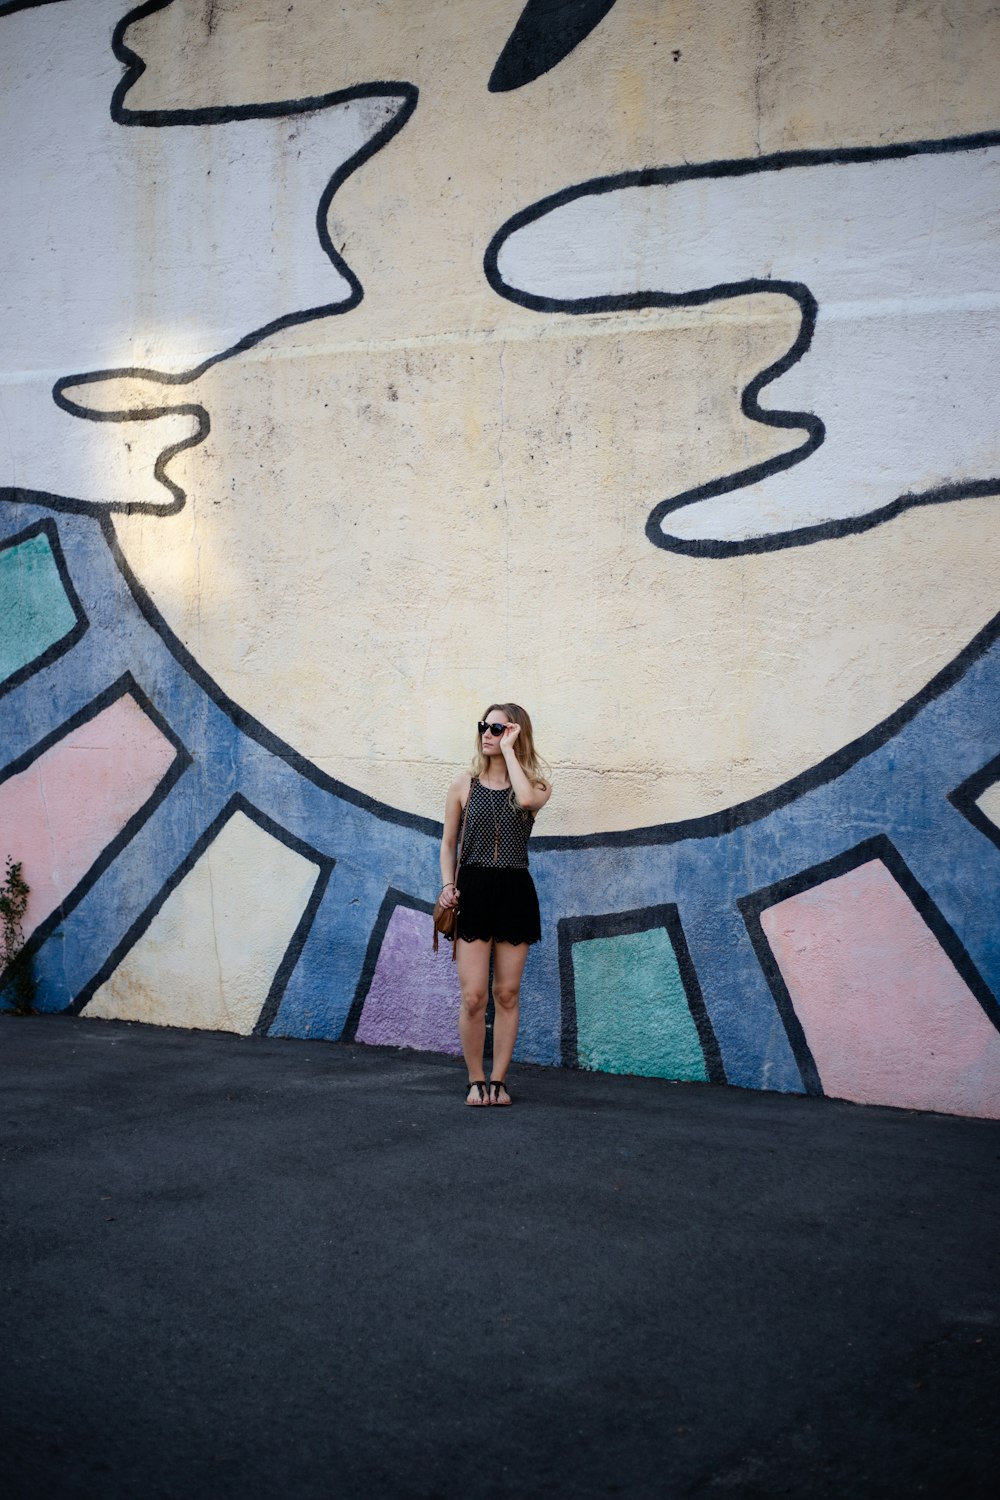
[460,777,534,869]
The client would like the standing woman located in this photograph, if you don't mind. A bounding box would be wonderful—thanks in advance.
[438,704,551,1106]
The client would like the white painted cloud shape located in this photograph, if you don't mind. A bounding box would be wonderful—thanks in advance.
[0,0,400,510]
[492,141,1000,551]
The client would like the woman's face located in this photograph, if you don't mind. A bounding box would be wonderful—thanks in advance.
[480,711,511,757]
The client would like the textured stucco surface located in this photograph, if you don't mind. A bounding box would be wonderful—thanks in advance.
[1,0,998,1116]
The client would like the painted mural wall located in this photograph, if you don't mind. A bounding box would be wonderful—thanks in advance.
[2,0,999,1118]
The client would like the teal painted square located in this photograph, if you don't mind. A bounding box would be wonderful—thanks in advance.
[0,532,79,686]
[572,926,708,1081]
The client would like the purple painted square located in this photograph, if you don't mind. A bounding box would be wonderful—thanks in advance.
[355,904,463,1053]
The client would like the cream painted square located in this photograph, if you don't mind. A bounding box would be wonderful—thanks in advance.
[84,810,320,1033]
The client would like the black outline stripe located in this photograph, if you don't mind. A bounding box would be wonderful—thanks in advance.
[69,791,334,1024]
[948,751,1000,857]
[340,886,435,1043]
[96,513,442,835]
[539,603,1000,848]
[484,130,1000,558]
[0,518,88,699]
[90,508,1000,852]
[489,0,620,93]
[253,840,335,1037]
[11,502,995,854]
[0,0,67,16]
[557,903,724,1081]
[739,833,1000,1097]
[0,673,191,981]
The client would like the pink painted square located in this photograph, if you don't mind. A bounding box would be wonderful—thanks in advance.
[760,858,1000,1119]
[355,903,462,1054]
[0,694,179,944]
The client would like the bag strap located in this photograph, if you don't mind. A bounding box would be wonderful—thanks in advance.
[452,778,471,882]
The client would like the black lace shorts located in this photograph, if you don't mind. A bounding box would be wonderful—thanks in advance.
[456,864,541,946]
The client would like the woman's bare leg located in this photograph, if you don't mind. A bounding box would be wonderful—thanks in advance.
[490,942,530,1102]
[456,938,492,1101]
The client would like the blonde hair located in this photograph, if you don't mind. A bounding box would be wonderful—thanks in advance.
[471,702,550,807]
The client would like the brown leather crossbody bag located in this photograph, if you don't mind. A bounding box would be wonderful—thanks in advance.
[432,792,469,959]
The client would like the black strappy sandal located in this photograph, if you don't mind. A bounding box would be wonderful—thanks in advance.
[465,1080,489,1106]
[489,1080,512,1106]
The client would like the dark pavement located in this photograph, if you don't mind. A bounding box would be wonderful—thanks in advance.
[1,1016,997,1500]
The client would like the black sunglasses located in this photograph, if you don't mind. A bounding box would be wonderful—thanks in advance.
[478,721,509,737]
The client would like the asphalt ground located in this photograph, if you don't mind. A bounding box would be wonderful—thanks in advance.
[1,1016,997,1500]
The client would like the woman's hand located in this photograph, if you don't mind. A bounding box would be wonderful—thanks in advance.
[439,882,460,909]
[500,722,521,753]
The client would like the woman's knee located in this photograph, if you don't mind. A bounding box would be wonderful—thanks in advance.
[461,989,489,1019]
[493,984,520,1013]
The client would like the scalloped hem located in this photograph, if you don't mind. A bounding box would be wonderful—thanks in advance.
[458,931,541,947]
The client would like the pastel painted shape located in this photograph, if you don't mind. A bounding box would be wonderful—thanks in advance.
[975,778,1000,835]
[572,926,708,1081]
[84,810,320,1034]
[355,904,462,1054]
[0,694,179,943]
[760,860,1000,1119]
[0,530,79,685]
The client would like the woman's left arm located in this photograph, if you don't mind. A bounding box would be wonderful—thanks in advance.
[500,727,552,812]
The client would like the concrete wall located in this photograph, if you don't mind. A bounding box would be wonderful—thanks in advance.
[2,0,999,1117]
